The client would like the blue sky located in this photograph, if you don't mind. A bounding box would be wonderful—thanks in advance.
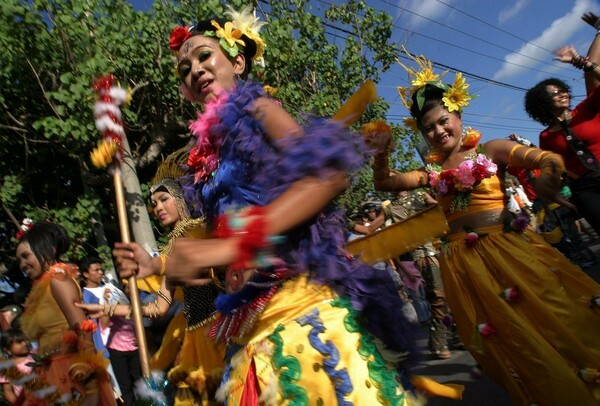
[132,0,600,145]
[369,0,600,144]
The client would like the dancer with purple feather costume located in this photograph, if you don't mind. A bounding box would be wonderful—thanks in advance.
[113,6,457,405]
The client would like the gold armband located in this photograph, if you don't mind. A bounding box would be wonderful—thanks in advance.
[157,288,172,306]
[539,153,566,176]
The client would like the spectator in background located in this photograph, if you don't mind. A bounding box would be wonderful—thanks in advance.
[524,12,600,234]
[79,257,122,403]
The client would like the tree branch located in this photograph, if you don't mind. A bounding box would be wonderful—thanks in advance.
[25,58,63,120]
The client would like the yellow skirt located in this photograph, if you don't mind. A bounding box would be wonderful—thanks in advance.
[443,225,600,405]
[165,321,226,405]
[218,275,418,406]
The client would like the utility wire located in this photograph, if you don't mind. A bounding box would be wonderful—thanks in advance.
[377,0,571,73]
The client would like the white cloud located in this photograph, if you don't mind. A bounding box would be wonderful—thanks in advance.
[498,0,531,24]
[401,0,454,28]
[493,0,599,81]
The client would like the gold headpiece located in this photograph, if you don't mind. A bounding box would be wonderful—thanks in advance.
[150,148,190,221]
[397,46,473,116]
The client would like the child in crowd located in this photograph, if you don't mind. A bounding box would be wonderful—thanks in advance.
[0,329,34,404]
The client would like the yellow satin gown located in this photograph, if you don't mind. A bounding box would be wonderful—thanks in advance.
[438,175,600,405]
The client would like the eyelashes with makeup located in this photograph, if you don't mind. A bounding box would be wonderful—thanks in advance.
[178,51,213,78]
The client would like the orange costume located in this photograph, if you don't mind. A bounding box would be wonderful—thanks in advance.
[18,263,115,405]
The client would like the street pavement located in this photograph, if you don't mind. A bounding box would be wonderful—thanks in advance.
[411,324,511,405]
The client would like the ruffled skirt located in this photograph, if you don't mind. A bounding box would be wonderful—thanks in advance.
[216,275,418,406]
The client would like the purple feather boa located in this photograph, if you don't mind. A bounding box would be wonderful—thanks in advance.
[180,81,418,363]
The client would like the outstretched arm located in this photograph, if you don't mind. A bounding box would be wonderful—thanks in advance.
[553,12,600,95]
[484,139,574,210]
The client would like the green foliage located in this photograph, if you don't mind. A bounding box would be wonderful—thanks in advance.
[0,0,422,270]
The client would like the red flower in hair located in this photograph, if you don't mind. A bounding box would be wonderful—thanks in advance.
[170,25,192,51]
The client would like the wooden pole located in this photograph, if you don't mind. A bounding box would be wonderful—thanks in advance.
[113,167,151,377]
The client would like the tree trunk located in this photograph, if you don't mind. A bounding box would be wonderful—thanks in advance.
[120,136,158,255]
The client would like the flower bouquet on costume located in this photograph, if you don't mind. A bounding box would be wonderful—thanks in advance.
[428,153,497,212]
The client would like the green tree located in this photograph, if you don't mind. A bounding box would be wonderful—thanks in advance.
[0,0,421,272]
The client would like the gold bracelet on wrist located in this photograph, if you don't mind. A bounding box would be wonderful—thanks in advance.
[157,288,172,305]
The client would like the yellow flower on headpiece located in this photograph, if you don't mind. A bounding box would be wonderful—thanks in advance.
[211,20,245,57]
[397,47,446,93]
[403,117,419,134]
[442,72,472,113]
[224,5,267,62]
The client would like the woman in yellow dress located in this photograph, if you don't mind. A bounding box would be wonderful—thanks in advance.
[13,221,115,405]
[364,50,600,405]
[79,171,226,405]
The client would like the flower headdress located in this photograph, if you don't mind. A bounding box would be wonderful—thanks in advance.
[169,5,266,64]
[397,46,473,116]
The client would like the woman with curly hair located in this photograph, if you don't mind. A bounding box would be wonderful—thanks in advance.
[525,12,600,233]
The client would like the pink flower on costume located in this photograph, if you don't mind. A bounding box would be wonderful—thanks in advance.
[465,231,480,248]
[456,160,476,190]
[477,322,496,338]
[500,286,521,302]
[476,154,498,175]
[429,171,439,189]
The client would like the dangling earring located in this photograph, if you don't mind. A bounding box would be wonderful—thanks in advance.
[235,73,242,82]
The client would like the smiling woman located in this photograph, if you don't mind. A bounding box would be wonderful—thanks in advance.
[13,221,116,405]
[365,47,600,405]
[525,11,600,235]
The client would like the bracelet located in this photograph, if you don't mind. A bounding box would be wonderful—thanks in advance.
[214,206,270,269]
[142,301,161,319]
[573,55,589,69]
[210,268,226,291]
[157,288,172,305]
[584,62,598,72]
[159,254,167,276]
[103,302,117,318]
[214,206,272,292]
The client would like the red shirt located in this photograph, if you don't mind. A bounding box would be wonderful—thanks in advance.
[539,85,600,178]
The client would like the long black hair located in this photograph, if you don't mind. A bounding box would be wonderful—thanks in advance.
[524,78,572,127]
[17,221,70,270]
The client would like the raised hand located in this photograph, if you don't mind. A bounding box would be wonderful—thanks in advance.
[553,45,579,64]
[582,12,599,29]
[363,130,393,156]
